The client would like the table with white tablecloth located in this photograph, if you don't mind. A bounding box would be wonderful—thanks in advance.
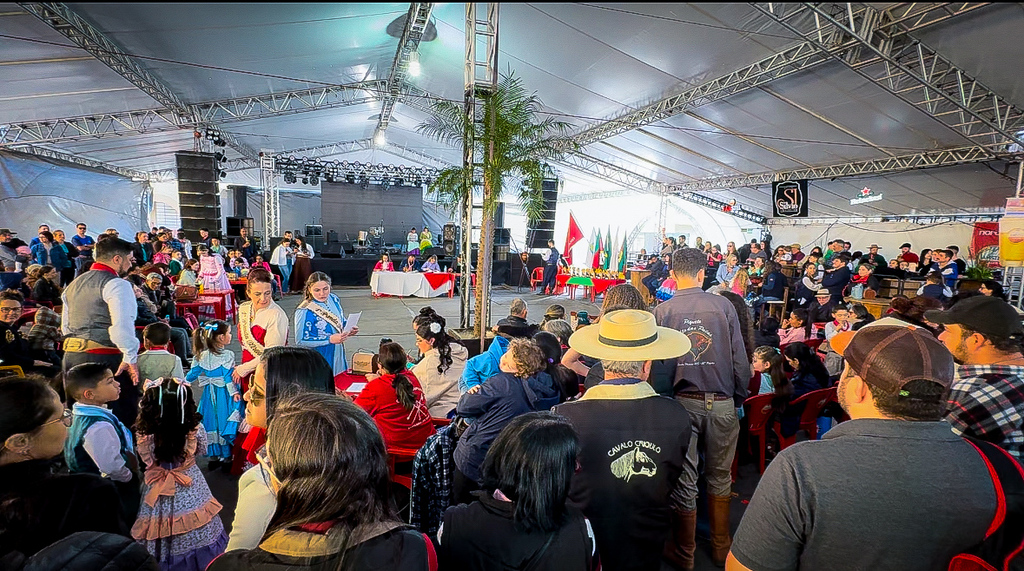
[369,271,454,298]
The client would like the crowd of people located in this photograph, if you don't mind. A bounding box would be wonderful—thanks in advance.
[0,218,1022,571]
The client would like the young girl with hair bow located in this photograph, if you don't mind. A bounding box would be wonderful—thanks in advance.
[185,320,240,467]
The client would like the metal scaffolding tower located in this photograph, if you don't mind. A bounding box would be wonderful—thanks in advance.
[260,154,280,238]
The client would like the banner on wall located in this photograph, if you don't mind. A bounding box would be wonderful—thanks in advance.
[971,222,1000,267]
[772,180,808,218]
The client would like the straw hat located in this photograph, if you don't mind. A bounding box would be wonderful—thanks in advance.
[568,309,690,361]
[790,243,801,249]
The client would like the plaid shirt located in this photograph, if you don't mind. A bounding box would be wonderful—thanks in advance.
[946,364,1024,463]
[410,423,455,535]
[25,306,61,352]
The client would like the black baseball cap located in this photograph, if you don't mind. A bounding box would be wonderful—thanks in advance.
[924,296,1024,339]
[900,243,912,249]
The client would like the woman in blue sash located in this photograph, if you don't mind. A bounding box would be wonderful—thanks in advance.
[293,272,359,376]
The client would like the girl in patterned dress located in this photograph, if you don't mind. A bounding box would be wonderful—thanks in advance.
[185,320,240,468]
[133,377,227,570]
[196,245,230,292]
[294,272,359,376]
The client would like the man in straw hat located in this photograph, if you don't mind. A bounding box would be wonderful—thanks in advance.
[728,319,1008,571]
[554,309,693,571]
[789,243,805,263]
[864,243,885,267]
[652,248,751,568]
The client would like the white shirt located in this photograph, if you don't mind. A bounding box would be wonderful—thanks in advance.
[269,245,291,265]
[61,274,139,364]
[296,244,315,258]
[227,463,276,551]
[73,404,132,482]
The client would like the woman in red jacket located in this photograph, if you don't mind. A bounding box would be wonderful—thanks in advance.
[355,342,435,451]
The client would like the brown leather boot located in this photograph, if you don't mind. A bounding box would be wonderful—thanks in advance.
[708,494,733,567]
[662,509,697,570]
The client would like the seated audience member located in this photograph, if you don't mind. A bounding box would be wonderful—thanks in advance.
[783,342,830,398]
[978,279,1007,300]
[452,338,560,504]
[142,272,174,319]
[459,329,510,394]
[821,253,852,302]
[888,296,943,334]
[848,304,875,331]
[715,254,740,287]
[0,290,59,375]
[420,255,442,272]
[31,265,61,306]
[750,261,786,319]
[552,310,694,571]
[494,297,538,339]
[895,242,919,264]
[0,377,129,560]
[931,248,959,290]
[438,412,594,570]
[411,307,468,419]
[541,318,573,351]
[793,261,822,308]
[789,243,805,263]
[130,280,190,364]
[824,305,851,341]
[177,259,199,286]
[401,254,419,273]
[846,263,880,296]
[754,316,781,349]
[209,394,436,570]
[227,347,335,551]
[807,290,838,328]
[752,346,793,404]
[229,251,249,272]
[917,271,952,303]
[643,254,669,296]
[728,323,1007,571]
[541,304,565,326]
[372,253,394,272]
[63,363,141,523]
[136,322,183,382]
[355,342,435,452]
[779,310,809,345]
[532,331,579,401]
[929,296,1024,464]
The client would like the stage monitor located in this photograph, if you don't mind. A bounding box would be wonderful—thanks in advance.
[321,181,423,245]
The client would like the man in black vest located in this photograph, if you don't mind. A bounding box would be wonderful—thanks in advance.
[61,236,140,428]
[540,239,560,295]
[554,310,693,570]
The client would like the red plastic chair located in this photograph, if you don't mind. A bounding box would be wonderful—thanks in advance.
[747,372,762,396]
[530,267,544,291]
[431,417,451,429]
[387,446,420,491]
[778,387,836,449]
[744,393,780,474]
[804,338,824,352]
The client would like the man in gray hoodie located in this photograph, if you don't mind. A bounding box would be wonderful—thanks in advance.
[654,247,750,568]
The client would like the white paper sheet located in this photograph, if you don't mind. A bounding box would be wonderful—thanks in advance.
[343,312,361,334]
[346,382,367,394]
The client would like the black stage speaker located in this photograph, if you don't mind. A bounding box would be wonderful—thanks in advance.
[225,216,254,239]
[342,241,356,255]
[493,228,511,260]
[321,243,344,258]
[228,185,248,218]
[494,202,505,229]
[442,223,459,257]
[424,246,446,258]
[527,179,558,249]
[176,151,221,240]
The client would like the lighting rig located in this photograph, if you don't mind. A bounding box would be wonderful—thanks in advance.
[672,191,768,225]
[273,156,440,188]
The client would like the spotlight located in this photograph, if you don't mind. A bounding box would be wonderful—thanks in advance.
[219,170,226,179]
[214,151,226,162]
[408,51,421,77]
[395,177,404,186]
[346,174,356,184]
[309,174,319,186]
[302,177,309,185]
[283,172,297,184]
[373,131,387,147]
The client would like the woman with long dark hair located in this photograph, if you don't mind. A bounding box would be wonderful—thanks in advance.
[532,331,579,401]
[287,236,315,292]
[209,393,436,570]
[782,342,830,398]
[916,248,934,277]
[411,307,468,418]
[438,412,593,570]
[0,377,128,559]
[356,342,434,452]
[227,347,335,552]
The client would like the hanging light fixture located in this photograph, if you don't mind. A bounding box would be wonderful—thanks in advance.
[373,130,387,147]
[408,50,421,77]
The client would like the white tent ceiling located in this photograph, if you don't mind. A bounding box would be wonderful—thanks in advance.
[1,2,1022,219]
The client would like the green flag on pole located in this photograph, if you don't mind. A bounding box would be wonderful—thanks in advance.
[603,226,613,270]
[618,232,628,273]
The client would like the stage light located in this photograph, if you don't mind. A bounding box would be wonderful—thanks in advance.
[408,51,421,77]
[309,174,320,186]
[373,131,387,147]
[302,177,309,185]
[214,151,226,163]
[395,177,404,186]
[346,174,356,184]
[283,172,296,184]
[219,170,226,179]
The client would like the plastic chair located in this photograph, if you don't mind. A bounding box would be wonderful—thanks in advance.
[387,446,420,491]
[804,338,824,352]
[530,267,544,291]
[0,365,25,378]
[778,387,836,449]
[743,393,780,474]
[431,417,451,429]
[747,372,762,396]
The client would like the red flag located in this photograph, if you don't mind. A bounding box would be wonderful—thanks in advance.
[563,212,585,266]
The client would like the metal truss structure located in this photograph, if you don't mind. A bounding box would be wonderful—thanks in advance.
[565,2,988,148]
[272,156,440,184]
[668,144,1012,193]
[260,154,279,238]
[752,3,1024,151]
[223,139,454,173]
[559,190,638,203]
[373,3,434,144]
[5,143,174,181]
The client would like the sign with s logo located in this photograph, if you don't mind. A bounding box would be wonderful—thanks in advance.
[772,180,808,218]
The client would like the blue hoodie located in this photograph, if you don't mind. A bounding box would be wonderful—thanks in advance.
[453,370,560,483]
[459,335,510,394]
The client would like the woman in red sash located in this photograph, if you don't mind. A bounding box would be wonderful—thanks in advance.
[229,269,288,474]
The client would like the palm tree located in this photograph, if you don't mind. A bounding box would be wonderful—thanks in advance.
[418,72,577,340]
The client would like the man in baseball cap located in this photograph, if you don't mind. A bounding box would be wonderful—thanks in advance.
[926,296,1024,463]
[554,309,695,570]
[728,320,1001,571]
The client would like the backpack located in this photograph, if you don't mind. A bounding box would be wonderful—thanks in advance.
[948,439,1024,571]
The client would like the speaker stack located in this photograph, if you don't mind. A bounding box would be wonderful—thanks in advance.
[176,151,221,241]
[527,179,558,249]
[305,224,324,254]
[442,223,459,257]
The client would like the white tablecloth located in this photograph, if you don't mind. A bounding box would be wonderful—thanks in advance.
[370,271,452,298]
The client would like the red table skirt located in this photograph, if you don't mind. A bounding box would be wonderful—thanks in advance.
[335,371,368,395]
[423,272,455,290]
[592,278,626,296]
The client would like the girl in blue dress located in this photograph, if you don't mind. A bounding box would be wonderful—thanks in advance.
[294,272,359,376]
[186,320,240,467]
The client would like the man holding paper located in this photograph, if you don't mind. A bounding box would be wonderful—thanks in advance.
[294,271,359,376]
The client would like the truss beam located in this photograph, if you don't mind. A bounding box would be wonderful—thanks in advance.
[374,3,434,142]
[224,139,454,172]
[752,3,1023,150]
[6,143,174,181]
[260,154,279,237]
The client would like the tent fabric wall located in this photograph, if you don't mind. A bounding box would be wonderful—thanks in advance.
[767,221,977,258]
[0,150,148,237]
